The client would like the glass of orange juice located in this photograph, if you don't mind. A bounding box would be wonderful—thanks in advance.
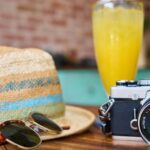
[93,0,144,94]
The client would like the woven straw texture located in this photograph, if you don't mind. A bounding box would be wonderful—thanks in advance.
[0,46,65,122]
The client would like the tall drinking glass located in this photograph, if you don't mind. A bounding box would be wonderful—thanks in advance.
[93,0,144,94]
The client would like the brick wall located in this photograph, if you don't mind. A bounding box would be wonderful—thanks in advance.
[0,0,149,64]
[0,0,96,60]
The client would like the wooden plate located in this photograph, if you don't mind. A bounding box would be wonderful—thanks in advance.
[41,105,96,141]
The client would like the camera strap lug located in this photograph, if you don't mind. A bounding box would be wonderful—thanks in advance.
[99,99,115,117]
[98,99,114,135]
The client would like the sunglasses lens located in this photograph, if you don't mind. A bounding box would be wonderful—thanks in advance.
[0,123,41,148]
[31,112,62,133]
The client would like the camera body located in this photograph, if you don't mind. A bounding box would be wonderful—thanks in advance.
[99,80,150,144]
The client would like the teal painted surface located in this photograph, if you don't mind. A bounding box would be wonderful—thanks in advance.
[136,69,150,80]
[58,69,150,106]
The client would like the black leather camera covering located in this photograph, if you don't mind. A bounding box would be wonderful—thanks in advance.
[110,99,141,137]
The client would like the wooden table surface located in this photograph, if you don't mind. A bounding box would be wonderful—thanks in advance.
[2,106,150,150]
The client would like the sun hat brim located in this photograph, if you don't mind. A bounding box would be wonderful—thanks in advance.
[40,105,96,141]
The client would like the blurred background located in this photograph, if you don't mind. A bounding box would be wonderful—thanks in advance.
[0,0,149,105]
[0,0,149,68]
[0,0,96,68]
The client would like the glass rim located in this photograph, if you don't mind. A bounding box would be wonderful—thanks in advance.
[94,0,144,10]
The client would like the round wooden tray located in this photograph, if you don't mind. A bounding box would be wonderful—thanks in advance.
[41,105,96,141]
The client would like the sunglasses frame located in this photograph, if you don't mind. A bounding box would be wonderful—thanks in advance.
[0,112,64,149]
[0,120,42,150]
[28,112,63,134]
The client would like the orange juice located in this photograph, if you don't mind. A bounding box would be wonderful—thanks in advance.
[93,7,144,93]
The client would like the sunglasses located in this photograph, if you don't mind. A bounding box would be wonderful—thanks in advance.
[0,112,67,149]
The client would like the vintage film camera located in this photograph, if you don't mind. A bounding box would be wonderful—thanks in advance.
[99,80,150,144]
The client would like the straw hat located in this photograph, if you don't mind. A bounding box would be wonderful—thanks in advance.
[0,46,95,139]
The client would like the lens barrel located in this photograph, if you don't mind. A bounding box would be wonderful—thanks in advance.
[138,99,150,144]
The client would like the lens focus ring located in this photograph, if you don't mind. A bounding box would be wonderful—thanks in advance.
[138,100,150,144]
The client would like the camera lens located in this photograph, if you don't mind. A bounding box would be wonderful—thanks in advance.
[138,100,150,144]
